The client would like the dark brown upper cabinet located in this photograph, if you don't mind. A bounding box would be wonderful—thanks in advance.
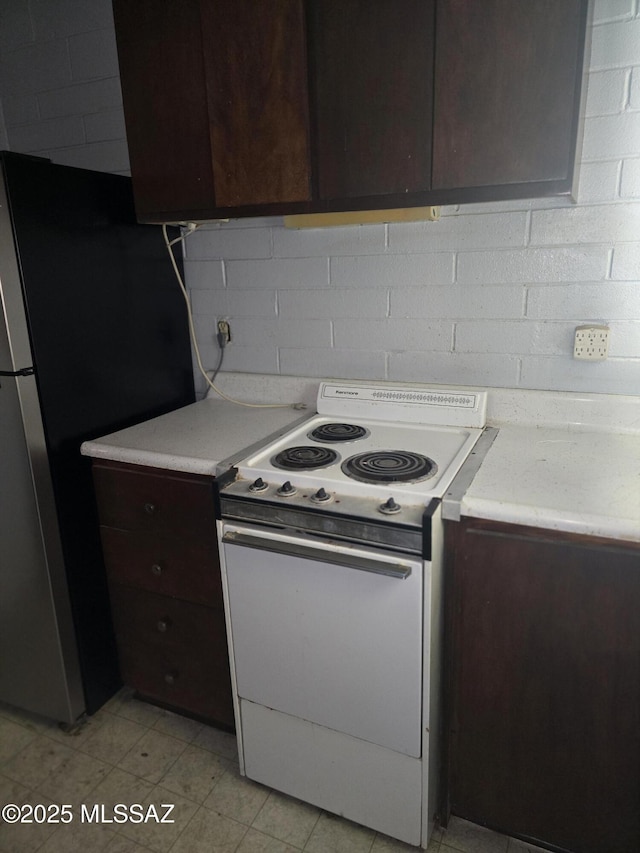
[112,0,590,223]
[306,0,435,208]
[432,0,588,201]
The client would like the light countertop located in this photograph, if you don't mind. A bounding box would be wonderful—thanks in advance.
[81,374,640,544]
[80,397,308,476]
[458,424,640,544]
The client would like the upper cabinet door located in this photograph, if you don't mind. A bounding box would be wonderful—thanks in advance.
[113,0,215,220]
[306,0,435,204]
[432,0,588,194]
[200,0,312,208]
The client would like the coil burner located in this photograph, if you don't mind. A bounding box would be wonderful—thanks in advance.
[341,450,438,484]
[272,446,339,470]
[308,423,370,443]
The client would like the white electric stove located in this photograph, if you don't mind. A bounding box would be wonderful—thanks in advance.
[216,383,488,848]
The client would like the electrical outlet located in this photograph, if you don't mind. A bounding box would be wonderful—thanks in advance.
[217,319,231,344]
[573,325,609,361]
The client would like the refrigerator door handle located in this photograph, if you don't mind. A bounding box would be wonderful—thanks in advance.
[0,366,35,377]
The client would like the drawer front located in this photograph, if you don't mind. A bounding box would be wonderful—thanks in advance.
[109,585,234,726]
[101,526,222,607]
[93,463,216,537]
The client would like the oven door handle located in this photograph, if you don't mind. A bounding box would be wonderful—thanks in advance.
[221,529,412,579]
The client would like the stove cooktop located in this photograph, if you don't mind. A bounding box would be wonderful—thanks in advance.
[220,384,488,527]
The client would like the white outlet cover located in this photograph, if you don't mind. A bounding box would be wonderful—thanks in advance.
[573,325,610,361]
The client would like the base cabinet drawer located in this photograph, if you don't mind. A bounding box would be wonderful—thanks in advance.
[100,525,222,607]
[110,584,234,726]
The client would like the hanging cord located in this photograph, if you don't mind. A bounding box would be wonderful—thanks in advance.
[162,223,306,410]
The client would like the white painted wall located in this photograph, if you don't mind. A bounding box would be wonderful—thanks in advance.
[1,0,639,397]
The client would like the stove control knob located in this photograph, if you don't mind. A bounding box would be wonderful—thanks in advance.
[278,480,297,497]
[379,497,401,514]
[310,487,331,503]
[249,477,268,493]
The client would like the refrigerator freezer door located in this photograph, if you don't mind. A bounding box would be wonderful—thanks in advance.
[0,166,84,724]
[0,306,84,723]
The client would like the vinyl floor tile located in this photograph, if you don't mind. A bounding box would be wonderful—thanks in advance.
[251,790,321,850]
[0,719,38,764]
[80,714,148,764]
[203,763,269,825]
[304,811,376,852]
[117,730,187,784]
[236,826,301,852]
[116,789,198,853]
[1,735,74,790]
[158,743,229,804]
[36,748,110,806]
[168,804,248,853]
[441,817,509,853]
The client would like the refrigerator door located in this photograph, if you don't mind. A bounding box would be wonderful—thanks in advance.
[0,203,84,723]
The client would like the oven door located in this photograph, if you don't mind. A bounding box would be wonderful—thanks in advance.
[220,520,424,758]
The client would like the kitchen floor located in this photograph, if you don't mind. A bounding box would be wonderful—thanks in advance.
[0,689,545,853]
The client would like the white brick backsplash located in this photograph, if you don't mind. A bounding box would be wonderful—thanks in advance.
[0,1,33,56]
[273,223,385,257]
[84,108,125,142]
[44,139,129,172]
[278,288,388,319]
[592,0,636,24]
[225,289,278,318]
[331,253,453,288]
[455,321,571,355]
[607,321,640,357]
[68,28,119,81]
[388,352,520,386]
[585,69,629,116]
[333,319,452,352]
[0,104,7,149]
[582,113,640,160]
[190,288,227,316]
[520,356,640,394]
[229,318,331,349]
[620,159,640,197]
[457,247,608,284]
[531,203,640,245]
[390,286,524,319]
[30,0,114,40]
[575,161,621,203]
[2,93,39,126]
[631,68,640,110]
[527,282,640,319]
[185,226,272,261]
[9,115,84,151]
[280,348,387,380]
[38,78,122,119]
[182,260,225,291]
[215,345,279,375]
[226,257,329,290]
[589,18,640,70]
[0,40,70,95]
[610,242,640,279]
[387,211,527,252]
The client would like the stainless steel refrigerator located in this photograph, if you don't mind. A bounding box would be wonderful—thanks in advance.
[0,152,195,725]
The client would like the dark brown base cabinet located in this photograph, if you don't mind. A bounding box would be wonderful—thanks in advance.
[443,517,640,853]
[113,0,590,223]
[92,461,234,729]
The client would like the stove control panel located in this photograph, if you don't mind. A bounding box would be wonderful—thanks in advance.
[220,475,429,531]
